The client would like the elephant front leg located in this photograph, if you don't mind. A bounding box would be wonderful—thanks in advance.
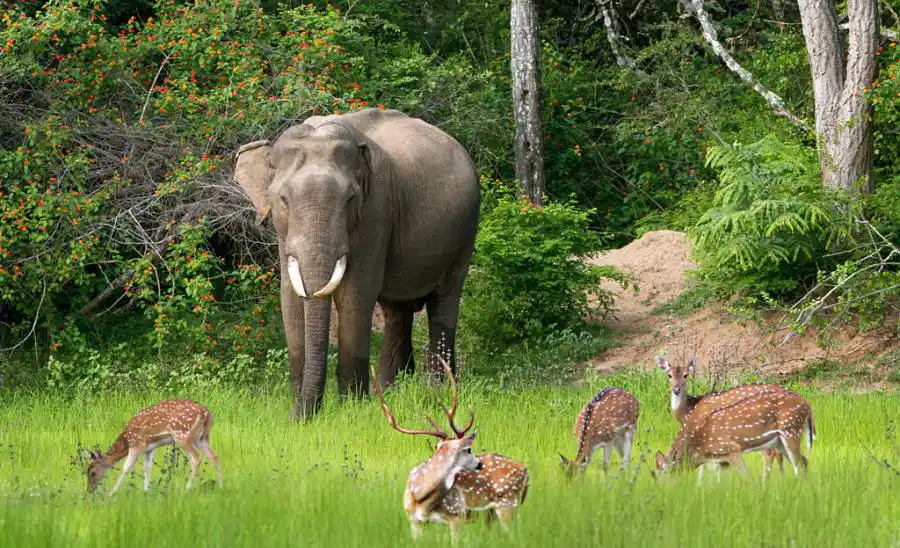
[336,304,375,400]
[377,301,416,388]
[280,266,306,412]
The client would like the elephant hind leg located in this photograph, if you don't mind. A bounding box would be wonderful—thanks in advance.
[377,300,416,389]
[425,244,474,382]
[424,285,464,381]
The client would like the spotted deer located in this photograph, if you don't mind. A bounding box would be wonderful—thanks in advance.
[657,356,811,476]
[655,390,815,481]
[372,361,529,541]
[558,387,640,477]
[87,399,223,495]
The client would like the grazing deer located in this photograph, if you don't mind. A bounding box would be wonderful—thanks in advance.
[657,356,811,476]
[372,361,529,541]
[655,390,815,481]
[87,399,223,495]
[559,387,640,477]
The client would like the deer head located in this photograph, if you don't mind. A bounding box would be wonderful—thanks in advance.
[86,450,112,492]
[371,357,481,499]
[658,356,696,398]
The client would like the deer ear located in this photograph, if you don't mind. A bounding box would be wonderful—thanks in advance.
[465,429,477,443]
[559,453,569,465]
[657,356,670,371]
[234,140,274,226]
[655,451,667,470]
[688,358,697,374]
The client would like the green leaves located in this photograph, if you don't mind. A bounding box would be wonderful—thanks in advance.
[463,177,624,349]
[690,134,852,297]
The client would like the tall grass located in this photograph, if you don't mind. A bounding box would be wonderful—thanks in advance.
[0,371,897,547]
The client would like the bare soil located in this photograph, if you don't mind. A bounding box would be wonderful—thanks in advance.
[584,230,899,381]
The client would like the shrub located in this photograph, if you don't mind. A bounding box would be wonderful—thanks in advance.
[462,177,628,350]
[0,0,366,359]
[689,134,852,298]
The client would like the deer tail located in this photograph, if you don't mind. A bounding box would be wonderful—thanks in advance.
[519,470,530,506]
[806,409,816,452]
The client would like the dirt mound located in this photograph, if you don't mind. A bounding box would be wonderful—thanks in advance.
[585,230,899,380]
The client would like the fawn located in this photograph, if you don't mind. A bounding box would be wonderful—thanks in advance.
[657,356,811,476]
[87,399,223,495]
[372,360,529,541]
[559,387,640,476]
[655,390,815,481]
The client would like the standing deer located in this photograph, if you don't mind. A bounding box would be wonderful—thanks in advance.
[86,399,223,495]
[657,356,815,476]
[655,390,815,481]
[372,362,529,541]
[558,387,640,477]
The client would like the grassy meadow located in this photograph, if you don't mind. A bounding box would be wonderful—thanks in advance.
[0,371,897,547]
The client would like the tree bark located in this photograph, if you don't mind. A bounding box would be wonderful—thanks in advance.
[510,0,545,205]
[799,0,879,193]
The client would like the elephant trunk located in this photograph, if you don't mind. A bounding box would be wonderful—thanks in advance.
[296,296,332,420]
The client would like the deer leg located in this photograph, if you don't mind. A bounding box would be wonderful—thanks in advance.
[409,519,423,540]
[448,518,463,544]
[198,439,223,488]
[495,506,516,530]
[779,434,801,477]
[602,445,612,473]
[108,449,141,496]
[782,435,807,478]
[179,442,203,490]
[620,430,634,471]
[143,449,156,492]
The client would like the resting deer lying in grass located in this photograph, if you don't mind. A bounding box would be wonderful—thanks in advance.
[657,356,815,476]
[559,387,639,477]
[372,361,528,541]
[87,399,223,495]
[655,390,815,482]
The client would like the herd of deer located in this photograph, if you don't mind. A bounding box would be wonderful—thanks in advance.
[85,355,816,541]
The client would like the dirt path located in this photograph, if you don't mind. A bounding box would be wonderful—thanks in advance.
[585,230,898,380]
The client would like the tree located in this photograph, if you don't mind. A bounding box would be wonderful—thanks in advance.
[799,0,880,194]
[510,0,545,204]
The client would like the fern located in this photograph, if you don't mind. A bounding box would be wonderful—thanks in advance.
[689,134,854,297]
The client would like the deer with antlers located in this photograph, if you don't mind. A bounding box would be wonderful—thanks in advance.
[559,387,640,477]
[372,360,529,541]
[657,356,816,476]
[655,389,815,481]
[86,399,223,495]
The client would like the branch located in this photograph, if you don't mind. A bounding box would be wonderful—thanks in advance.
[0,280,47,353]
[689,0,810,131]
[838,22,898,42]
[594,0,648,78]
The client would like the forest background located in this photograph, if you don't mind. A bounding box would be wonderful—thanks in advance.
[0,0,898,390]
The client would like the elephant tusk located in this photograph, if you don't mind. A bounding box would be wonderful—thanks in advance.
[287,256,307,298]
[313,255,347,298]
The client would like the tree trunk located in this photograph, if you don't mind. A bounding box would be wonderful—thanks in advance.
[510,0,545,205]
[799,0,879,194]
[771,0,786,31]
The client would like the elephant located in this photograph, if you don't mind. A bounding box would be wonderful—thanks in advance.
[233,108,480,419]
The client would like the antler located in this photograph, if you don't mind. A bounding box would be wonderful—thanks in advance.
[435,354,475,438]
[370,366,449,439]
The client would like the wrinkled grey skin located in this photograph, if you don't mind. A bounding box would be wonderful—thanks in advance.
[234,109,480,419]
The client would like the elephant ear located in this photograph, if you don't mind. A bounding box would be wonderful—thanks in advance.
[234,140,273,226]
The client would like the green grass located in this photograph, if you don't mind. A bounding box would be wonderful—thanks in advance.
[0,372,897,547]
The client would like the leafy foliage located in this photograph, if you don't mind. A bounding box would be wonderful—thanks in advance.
[462,178,629,350]
[690,135,852,297]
